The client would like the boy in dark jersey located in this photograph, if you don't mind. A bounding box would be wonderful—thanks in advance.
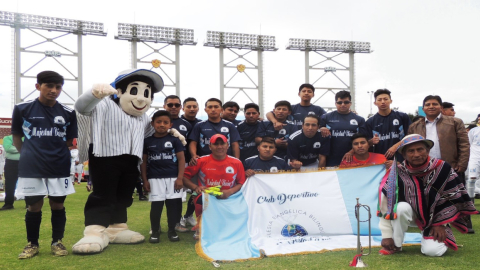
[364,89,411,162]
[12,71,77,259]
[244,137,298,177]
[265,83,326,128]
[189,98,241,163]
[320,91,366,166]
[222,101,241,127]
[256,101,298,160]
[287,115,330,170]
[141,110,186,243]
[183,134,246,240]
[237,103,261,162]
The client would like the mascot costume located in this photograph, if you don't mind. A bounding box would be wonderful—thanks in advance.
[72,69,184,254]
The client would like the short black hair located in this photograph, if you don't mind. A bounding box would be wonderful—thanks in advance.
[274,100,291,111]
[164,95,181,104]
[412,115,425,123]
[37,71,64,85]
[205,98,222,107]
[351,133,368,142]
[335,90,351,101]
[223,101,240,111]
[151,110,171,122]
[303,115,319,126]
[423,95,442,107]
[244,103,259,112]
[442,102,454,109]
[183,97,198,105]
[467,124,477,131]
[299,83,315,93]
[260,137,276,146]
[374,89,391,99]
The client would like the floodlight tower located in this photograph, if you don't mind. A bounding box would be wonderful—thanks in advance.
[286,39,371,111]
[115,23,196,98]
[204,31,277,115]
[0,11,107,106]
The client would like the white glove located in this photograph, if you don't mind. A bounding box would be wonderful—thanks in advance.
[169,128,187,146]
[91,84,118,99]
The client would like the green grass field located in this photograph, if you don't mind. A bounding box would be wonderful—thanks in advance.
[1,184,479,270]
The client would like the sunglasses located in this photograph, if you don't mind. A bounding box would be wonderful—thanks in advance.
[166,103,181,108]
[336,101,351,105]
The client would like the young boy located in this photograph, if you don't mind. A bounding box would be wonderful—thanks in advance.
[141,110,186,243]
[12,70,77,259]
[256,101,298,160]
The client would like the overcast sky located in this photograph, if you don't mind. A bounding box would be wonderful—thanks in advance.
[0,0,479,122]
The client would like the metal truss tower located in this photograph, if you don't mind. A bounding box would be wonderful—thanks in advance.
[204,31,277,115]
[0,11,107,106]
[115,23,197,102]
[286,39,371,111]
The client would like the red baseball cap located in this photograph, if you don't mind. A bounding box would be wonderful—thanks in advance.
[210,134,228,143]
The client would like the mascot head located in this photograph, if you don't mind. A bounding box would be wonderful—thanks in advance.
[111,69,164,117]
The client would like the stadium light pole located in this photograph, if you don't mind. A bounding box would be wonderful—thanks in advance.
[286,39,371,111]
[204,31,277,116]
[115,23,196,99]
[0,10,107,106]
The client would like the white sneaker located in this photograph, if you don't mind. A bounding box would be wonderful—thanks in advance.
[180,216,187,227]
[186,215,197,227]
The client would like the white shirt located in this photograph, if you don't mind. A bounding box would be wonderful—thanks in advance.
[425,114,441,159]
[469,127,480,158]
[75,91,154,162]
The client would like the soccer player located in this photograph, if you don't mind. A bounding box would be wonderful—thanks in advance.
[183,134,246,240]
[244,137,298,177]
[320,90,366,166]
[266,84,326,129]
[222,101,241,127]
[163,95,192,139]
[181,97,202,128]
[256,101,298,160]
[339,133,389,168]
[237,103,261,162]
[364,89,411,162]
[189,98,241,163]
[12,71,77,259]
[141,110,186,243]
[287,115,330,171]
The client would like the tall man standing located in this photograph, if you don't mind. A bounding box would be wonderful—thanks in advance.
[1,135,21,210]
[320,90,366,166]
[408,95,471,232]
[12,71,77,258]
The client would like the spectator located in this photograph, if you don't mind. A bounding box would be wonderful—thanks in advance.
[0,135,21,210]
[441,102,455,116]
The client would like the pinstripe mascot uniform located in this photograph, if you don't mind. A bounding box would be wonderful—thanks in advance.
[72,69,167,254]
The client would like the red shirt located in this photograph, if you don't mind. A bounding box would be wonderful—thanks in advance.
[184,155,246,190]
[339,153,387,168]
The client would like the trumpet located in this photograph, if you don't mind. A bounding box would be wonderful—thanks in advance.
[349,198,372,268]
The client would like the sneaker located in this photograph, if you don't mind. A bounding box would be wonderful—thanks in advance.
[18,242,39,259]
[139,195,148,201]
[0,204,14,211]
[168,230,180,242]
[180,216,187,227]
[149,232,160,243]
[193,231,199,241]
[175,223,189,233]
[149,226,161,235]
[186,215,197,227]
[51,240,68,256]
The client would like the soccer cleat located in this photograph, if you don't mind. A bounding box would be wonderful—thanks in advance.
[185,215,197,227]
[51,240,68,256]
[18,242,39,259]
[149,232,160,243]
[139,195,148,201]
[168,230,180,242]
[175,223,189,233]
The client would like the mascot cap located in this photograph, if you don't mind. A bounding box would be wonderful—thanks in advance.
[397,134,434,154]
[111,69,164,93]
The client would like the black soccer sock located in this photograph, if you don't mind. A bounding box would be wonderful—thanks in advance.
[184,195,195,218]
[166,198,182,231]
[136,181,144,197]
[150,201,164,233]
[51,208,66,244]
[25,210,42,246]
